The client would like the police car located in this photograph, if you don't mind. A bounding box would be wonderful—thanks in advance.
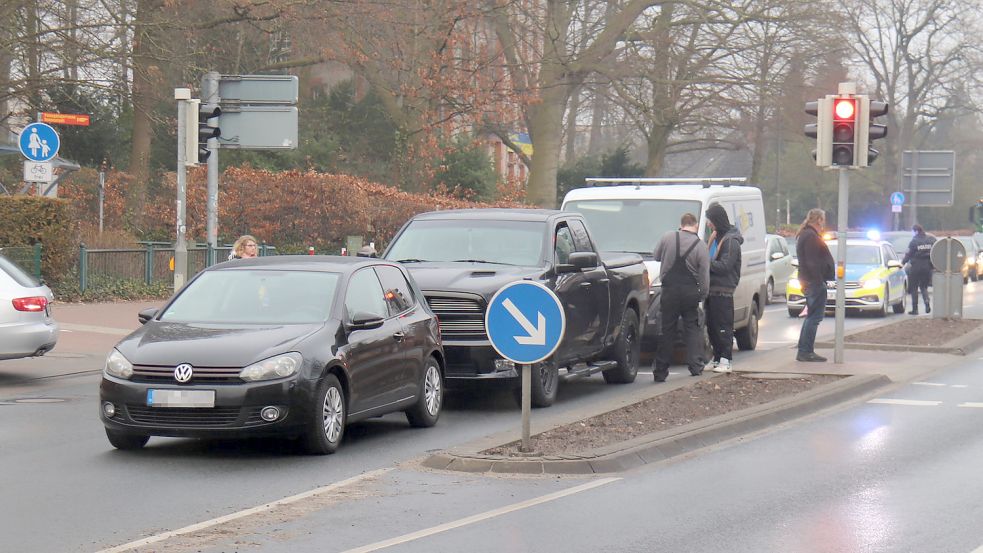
[786,237,908,317]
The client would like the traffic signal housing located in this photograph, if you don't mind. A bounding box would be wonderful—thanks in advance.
[805,98,832,167]
[186,102,221,165]
[856,96,889,167]
[831,97,856,167]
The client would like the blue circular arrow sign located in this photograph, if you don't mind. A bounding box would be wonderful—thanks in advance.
[485,281,565,365]
[890,191,905,206]
[18,122,60,162]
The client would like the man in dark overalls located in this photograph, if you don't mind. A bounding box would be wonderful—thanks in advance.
[652,213,710,382]
[903,224,936,314]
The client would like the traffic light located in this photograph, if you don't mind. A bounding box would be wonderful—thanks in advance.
[805,98,831,167]
[830,97,856,167]
[194,103,221,164]
[855,96,889,167]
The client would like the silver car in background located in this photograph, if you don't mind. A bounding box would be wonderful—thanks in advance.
[0,253,58,360]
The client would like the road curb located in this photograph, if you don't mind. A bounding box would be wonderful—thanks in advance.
[816,318,983,355]
[422,373,890,475]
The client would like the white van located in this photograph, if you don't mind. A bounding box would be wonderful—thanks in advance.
[561,177,767,352]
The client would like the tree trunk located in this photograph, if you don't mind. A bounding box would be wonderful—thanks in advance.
[128,0,164,214]
[644,124,672,176]
[587,90,607,156]
[526,86,569,208]
[564,86,581,163]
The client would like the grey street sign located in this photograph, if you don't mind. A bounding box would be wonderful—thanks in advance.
[217,106,298,149]
[218,75,298,105]
[902,150,955,207]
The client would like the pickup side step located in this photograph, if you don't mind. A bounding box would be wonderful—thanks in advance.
[560,360,618,382]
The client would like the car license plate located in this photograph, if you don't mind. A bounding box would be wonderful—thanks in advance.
[147,389,215,408]
[827,290,836,299]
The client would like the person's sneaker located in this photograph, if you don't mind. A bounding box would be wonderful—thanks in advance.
[689,367,703,376]
[712,358,733,373]
[926,304,931,314]
[704,360,719,373]
[796,352,827,362]
[908,310,918,315]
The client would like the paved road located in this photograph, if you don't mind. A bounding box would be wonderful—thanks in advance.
[1,284,981,552]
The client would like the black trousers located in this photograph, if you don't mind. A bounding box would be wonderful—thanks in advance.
[706,293,735,362]
[654,285,705,377]
[908,267,931,311]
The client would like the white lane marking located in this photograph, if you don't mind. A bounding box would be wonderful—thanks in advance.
[969,543,983,553]
[952,385,969,389]
[913,382,946,387]
[958,403,983,408]
[60,322,133,336]
[59,329,73,333]
[338,477,621,553]
[868,399,942,406]
[756,340,795,345]
[95,468,394,553]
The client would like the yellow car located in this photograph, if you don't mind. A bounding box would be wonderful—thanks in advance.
[787,239,908,317]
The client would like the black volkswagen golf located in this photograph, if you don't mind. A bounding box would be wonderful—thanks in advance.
[99,256,444,454]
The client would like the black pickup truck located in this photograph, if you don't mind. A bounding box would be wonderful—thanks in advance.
[383,208,649,407]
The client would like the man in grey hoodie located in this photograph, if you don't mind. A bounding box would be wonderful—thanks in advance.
[652,212,710,381]
[705,203,743,373]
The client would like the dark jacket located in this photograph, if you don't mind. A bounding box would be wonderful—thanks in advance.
[653,229,710,298]
[705,204,742,294]
[796,225,835,288]
[902,232,936,271]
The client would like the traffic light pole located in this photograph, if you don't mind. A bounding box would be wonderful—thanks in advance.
[174,88,191,290]
[834,168,848,363]
[203,71,221,266]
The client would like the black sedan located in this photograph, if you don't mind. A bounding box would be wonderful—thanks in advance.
[100,256,444,454]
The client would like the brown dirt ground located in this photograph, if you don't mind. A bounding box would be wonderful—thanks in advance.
[483,373,842,457]
[481,318,982,459]
[844,317,983,346]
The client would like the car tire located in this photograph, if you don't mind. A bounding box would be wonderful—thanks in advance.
[405,356,443,428]
[105,429,149,450]
[876,286,889,317]
[766,278,774,305]
[735,302,759,351]
[893,285,907,314]
[513,361,559,408]
[603,309,640,384]
[303,374,346,455]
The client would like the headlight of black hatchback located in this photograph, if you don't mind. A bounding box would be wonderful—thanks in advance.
[239,352,303,382]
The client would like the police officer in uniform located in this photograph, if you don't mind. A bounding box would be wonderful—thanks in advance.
[903,224,935,314]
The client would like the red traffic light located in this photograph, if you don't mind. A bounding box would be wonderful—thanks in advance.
[834,98,855,120]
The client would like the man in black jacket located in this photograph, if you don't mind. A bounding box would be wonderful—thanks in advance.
[903,224,935,314]
[795,208,835,362]
[652,213,710,381]
[705,203,742,373]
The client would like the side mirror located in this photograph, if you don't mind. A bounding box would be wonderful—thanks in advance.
[138,307,159,324]
[569,251,599,270]
[770,251,785,260]
[348,311,385,331]
[887,260,903,269]
[791,259,799,268]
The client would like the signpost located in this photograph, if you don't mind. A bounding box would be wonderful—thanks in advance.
[39,112,90,126]
[890,191,904,231]
[902,150,955,227]
[485,281,565,452]
[18,122,60,162]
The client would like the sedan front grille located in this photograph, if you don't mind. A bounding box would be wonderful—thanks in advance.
[425,294,486,339]
[125,405,266,427]
[131,365,243,384]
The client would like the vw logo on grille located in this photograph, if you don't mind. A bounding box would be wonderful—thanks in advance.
[174,363,194,383]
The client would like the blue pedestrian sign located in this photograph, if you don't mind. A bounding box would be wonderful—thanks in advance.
[890,191,905,206]
[18,122,60,162]
[485,281,565,364]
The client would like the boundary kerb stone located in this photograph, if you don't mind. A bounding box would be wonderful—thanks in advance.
[422,374,890,475]
[816,317,983,355]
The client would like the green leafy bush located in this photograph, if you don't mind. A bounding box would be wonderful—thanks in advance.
[0,196,77,281]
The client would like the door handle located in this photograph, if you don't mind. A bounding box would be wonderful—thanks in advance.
[599,278,610,284]
[580,282,592,289]
[392,331,405,342]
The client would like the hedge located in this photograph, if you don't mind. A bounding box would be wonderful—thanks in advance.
[0,196,77,280]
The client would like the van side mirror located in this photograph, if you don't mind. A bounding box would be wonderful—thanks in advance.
[348,311,385,331]
[770,251,785,260]
[138,308,159,324]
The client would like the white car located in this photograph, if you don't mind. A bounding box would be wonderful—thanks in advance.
[765,234,794,303]
[0,253,58,360]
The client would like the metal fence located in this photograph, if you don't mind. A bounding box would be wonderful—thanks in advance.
[0,244,43,278]
[77,242,278,292]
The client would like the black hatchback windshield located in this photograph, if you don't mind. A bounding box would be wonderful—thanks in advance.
[160,270,340,324]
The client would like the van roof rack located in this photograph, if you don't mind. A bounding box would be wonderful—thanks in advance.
[584,177,748,189]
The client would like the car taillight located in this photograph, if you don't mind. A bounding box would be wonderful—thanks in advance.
[12,296,48,312]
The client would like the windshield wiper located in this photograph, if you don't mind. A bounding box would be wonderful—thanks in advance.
[451,259,515,266]
[395,258,428,263]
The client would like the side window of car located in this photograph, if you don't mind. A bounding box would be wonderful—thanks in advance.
[884,245,898,263]
[567,219,594,253]
[344,268,388,320]
[375,265,415,316]
[555,225,575,264]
